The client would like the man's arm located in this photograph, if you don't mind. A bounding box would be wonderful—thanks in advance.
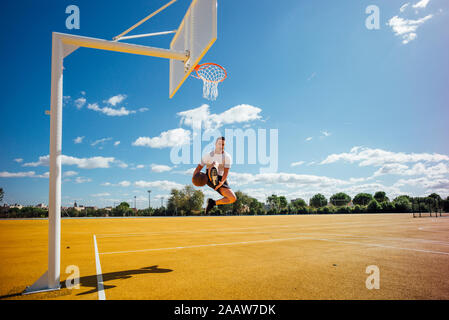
[215,167,229,190]
[193,164,204,177]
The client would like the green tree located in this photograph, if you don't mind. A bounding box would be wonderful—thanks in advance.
[393,195,411,202]
[309,194,327,208]
[367,199,381,212]
[374,191,389,203]
[330,192,351,206]
[380,201,395,213]
[0,188,4,203]
[428,193,442,201]
[249,198,264,215]
[279,196,288,211]
[267,194,281,214]
[291,198,307,208]
[167,185,204,216]
[393,197,412,212]
[353,193,373,206]
[112,202,133,216]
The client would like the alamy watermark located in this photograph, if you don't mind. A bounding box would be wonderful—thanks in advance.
[365,5,380,30]
[365,265,380,290]
[66,5,80,30]
[170,121,279,173]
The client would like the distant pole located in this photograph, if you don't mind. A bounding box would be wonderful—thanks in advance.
[161,197,164,208]
[134,196,136,210]
[147,190,151,209]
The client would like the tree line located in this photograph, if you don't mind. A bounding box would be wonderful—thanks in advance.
[0,186,448,218]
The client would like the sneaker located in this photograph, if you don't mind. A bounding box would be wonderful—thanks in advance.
[205,198,216,215]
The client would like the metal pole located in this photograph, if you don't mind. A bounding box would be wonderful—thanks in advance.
[48,34,63,290]
[117,30,177,41]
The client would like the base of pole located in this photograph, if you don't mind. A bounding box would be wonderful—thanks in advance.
[22,270,60,295]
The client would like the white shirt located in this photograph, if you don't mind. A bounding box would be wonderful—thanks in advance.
[200,150,232,176]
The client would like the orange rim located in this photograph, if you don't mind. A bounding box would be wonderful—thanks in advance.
[193,63,227,83]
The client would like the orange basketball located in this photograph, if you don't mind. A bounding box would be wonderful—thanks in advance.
[192,172,208,187]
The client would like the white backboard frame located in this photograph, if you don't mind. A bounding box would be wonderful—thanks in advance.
[169,0,217,98]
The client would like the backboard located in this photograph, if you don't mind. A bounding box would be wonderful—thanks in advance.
[169,0,217,98]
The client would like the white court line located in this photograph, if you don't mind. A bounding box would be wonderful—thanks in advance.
[93,235,106,300]
[99,235,449,256]
[315,238,449,256]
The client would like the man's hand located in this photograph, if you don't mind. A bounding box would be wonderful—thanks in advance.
[193,164,204,178]
[214,181,224,191]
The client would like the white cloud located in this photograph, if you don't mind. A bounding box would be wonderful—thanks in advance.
[74,136,84,144]
[118,181,131,187]
[132,128,191,148]
[114,141,120,146]
[13,158,23,163]
[402,32,417,44]
[373,162,449,177]
[114,160,128,169]
[387,14,433,44]
[178,104,262,131]
[23,155,116,169]
[218,104,262,126]
[87,103,136,117]
[63,171,78,177]
[228,171,350,189]
[74,97,86,109]
[291,161,305,167]
[413,0,430,9]
[400,3,410,12]
[151,164,173,173]
[321,130,331,137]
[305,137,313,141]
[394,177,449,191]
[75,177,92,184]
[138,107,149,113]
[134,180,184,191]
[91,137,112,147]
[0,171,40,178]
[105,94,127,106]
[320,146,449,167]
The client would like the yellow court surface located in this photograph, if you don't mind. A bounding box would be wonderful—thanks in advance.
[1,214,448,300]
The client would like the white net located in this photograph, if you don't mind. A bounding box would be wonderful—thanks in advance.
[194,64,226,101]
[202,79,219,101]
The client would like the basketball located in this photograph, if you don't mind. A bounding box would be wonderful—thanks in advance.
[192,172,208,187]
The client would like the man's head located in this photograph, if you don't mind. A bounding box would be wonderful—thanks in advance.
[215,136,225,153]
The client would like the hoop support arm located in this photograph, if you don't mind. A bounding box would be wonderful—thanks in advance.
[117,30,177,41]
[113,0,178,41]
[55,32,188,61]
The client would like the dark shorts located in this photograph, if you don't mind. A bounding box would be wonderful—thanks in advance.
[206,169,230,195]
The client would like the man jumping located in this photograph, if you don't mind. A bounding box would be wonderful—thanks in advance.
[192,136,237,214]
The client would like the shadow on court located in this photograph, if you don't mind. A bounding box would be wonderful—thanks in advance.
[0,265,173,299]
[69,265,173,296]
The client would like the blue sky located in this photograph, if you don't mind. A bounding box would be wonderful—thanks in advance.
[1,0,448,208]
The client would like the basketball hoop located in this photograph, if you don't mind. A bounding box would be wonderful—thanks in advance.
[192,63,227,101]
